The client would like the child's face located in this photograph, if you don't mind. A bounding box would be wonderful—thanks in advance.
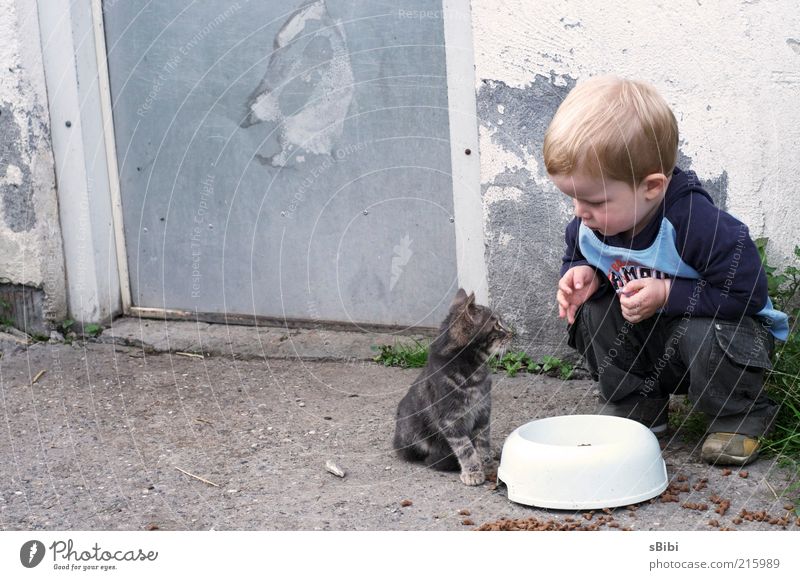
[550,170,667,238]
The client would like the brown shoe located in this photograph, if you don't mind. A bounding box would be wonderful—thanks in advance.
[701,432,760,466]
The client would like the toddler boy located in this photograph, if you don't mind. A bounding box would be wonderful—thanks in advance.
[544,75,788,466]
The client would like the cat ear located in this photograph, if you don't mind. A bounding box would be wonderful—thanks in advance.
[451,288,468,307]
[465,292,478,321]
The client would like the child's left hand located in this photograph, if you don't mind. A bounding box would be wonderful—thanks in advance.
[618,278,671,323]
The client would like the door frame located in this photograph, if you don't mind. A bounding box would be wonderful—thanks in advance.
[37,0,131,323]
[39,0,488,327]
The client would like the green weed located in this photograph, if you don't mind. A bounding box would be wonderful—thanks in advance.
[82,323,103,337]
[755,241,800,505]
[0,297,12,329]
[371,342,575,380]
[488,351,575,379]
[371,339,428,368]
[757,243,800,448]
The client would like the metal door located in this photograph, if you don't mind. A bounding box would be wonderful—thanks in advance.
[103,0,458,328]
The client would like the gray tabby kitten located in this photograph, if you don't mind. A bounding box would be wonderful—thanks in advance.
[393,289,512,486]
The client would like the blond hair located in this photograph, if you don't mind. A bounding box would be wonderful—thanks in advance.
[543,75,678,185]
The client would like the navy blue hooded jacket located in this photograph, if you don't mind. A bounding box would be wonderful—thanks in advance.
[561,166,788,339]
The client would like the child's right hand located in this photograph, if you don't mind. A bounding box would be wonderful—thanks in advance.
[557,265,600,324]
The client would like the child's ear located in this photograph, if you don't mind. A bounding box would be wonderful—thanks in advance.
[641,173,669,200]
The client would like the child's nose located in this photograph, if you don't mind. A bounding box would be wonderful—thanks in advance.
[573,200,591,219]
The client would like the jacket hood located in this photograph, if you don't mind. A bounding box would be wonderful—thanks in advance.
[665,166,715,210]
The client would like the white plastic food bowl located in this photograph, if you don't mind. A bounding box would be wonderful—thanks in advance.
[497,415,668,509]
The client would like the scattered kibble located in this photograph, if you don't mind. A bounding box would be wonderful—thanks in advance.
[738,470,749,479]
[707,495,731,516]
[475,514,624,531]
[400,499,413,507]
[721,468,732,476]
[458,509,471,516]
[738,509,790,527]
[462,519,475,526]
[682,502,709,511]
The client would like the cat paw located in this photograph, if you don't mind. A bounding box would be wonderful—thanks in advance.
[460,469,486,486]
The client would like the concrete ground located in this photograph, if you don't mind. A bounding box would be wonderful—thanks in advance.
[0,318,798,531]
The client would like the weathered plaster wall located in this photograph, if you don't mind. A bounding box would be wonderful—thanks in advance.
[0,0,66,333]
[472,0,800,355]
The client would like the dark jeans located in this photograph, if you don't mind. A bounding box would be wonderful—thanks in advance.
[568,291,777,437]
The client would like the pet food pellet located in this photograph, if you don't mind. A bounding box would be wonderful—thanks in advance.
[400,499,413,507]
[462,519,474,526]
[708,519,720,527]
[459,509,471,516]
[784,503,794,511]
[721,468,732,476]
[738,470,749,479]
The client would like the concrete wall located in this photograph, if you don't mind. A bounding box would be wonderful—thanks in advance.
[0,0,66,334]
[471,0,800,356]
[1,0,797,342]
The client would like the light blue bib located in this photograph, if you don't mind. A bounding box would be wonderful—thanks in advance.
[578,220,789,340]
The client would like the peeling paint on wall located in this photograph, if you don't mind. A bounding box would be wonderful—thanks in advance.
[476,74,577,355]
[0,0,66,330]
[676,149,729,210]
[477,74,575,165]
[0,103,36,231]
[241,0,355,167]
